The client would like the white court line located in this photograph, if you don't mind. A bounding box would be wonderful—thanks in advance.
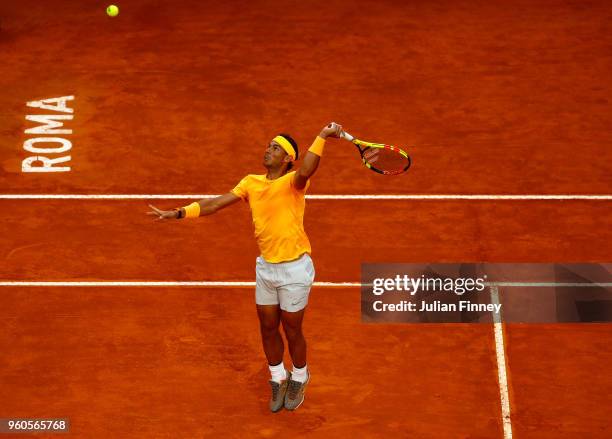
[0,194,611,200]
[3,280,607,439]
[491,286,513,439]
[1,281,608,287]
[0,186,604,439]
[488,282,612,287]
[0,281,360,287]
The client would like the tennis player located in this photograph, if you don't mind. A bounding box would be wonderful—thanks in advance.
[147,122,343,412]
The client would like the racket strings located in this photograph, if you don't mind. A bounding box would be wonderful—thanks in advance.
[362,146,410,174]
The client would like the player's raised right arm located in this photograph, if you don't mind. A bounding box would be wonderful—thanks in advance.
[293,122,343,190]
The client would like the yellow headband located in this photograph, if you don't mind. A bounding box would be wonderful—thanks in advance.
[273,135,295,160]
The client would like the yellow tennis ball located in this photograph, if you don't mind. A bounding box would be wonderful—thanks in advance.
[106,5,119,17]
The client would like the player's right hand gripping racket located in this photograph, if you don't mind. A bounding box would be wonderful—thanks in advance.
[340,130,412,175]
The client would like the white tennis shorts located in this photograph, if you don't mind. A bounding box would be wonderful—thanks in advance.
[255,253,315,312]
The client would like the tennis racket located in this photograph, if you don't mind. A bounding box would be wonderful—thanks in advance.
[340,130,411,175]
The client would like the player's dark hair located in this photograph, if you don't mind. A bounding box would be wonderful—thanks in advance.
[278,133,298,171]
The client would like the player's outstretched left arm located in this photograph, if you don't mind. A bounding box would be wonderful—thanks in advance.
[147,193,241,220]
[293,122,343,190]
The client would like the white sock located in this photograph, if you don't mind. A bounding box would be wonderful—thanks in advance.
[291,364,308,383]
[269,362,287,383]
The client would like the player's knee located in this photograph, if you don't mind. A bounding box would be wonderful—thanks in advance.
[259,319,280,338]
[282,324,303,342]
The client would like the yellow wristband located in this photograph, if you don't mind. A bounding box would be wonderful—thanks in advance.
[308,136,326,157]
[183,201,201,218]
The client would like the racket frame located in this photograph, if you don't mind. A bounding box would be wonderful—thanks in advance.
[341,130,411,175]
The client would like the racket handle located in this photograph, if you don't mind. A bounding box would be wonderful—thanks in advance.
[340,130,354,142]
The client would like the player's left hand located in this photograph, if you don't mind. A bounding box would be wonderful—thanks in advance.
[146,204,179,220]
[320,122,343,139]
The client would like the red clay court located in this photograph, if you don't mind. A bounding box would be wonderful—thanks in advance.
[1,0,611,437]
